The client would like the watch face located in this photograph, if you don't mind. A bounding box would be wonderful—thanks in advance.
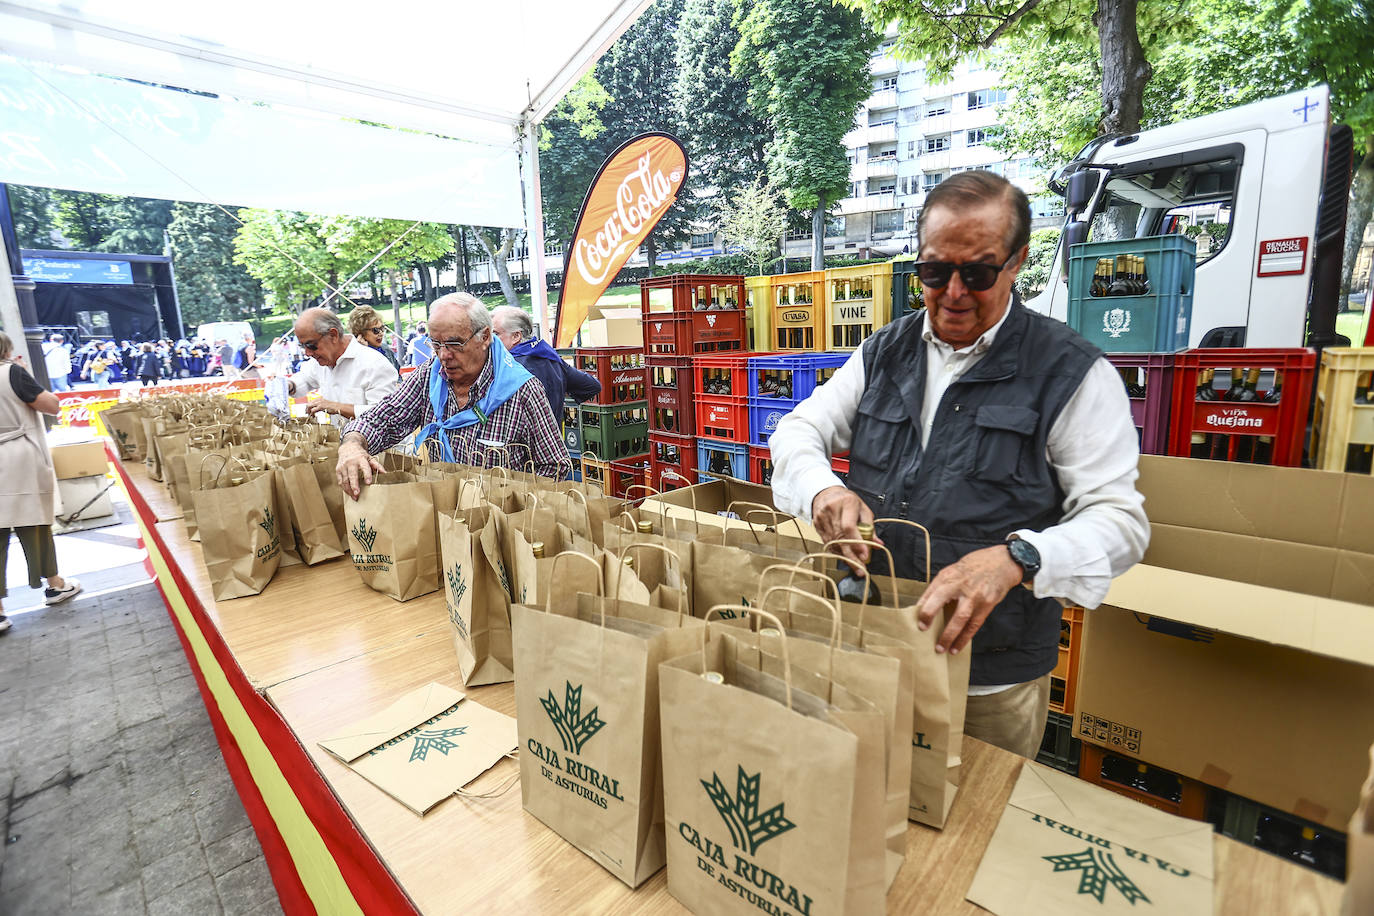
[1009,539,1040,581]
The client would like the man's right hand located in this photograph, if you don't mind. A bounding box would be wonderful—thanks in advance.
[336,436,383,500]
[811,485,876,575]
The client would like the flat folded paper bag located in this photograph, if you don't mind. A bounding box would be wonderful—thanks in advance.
[319,682,517,815]
[968,761,1214,915]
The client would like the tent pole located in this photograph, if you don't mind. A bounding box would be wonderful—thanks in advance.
[520,118,551,342]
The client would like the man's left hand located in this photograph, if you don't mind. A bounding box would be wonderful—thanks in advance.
[914,544,1023,655]
[306,398,334,416]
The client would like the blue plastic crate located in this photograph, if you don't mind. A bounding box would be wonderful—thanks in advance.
[747,398,800,447]
[567,448,581,481]
[747,352,849,404]
[1066,234,1196,353]
[696,437,751,483]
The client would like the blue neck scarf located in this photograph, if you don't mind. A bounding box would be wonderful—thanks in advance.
[413,337,534,462]
[509,338,563,364]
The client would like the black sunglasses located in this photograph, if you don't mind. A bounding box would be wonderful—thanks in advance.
[913,252,1018,292]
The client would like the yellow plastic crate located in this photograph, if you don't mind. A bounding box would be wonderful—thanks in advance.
[824,262,893,351]
[768,270,826,351]
[744,274,772,352]
[1310,347,1374,474]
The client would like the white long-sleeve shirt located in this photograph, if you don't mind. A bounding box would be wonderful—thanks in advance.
[288,338,399,427]
[770,307,1149,613]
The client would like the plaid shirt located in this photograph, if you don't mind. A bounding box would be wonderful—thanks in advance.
[345,351,572,479]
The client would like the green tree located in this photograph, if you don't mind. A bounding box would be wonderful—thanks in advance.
[674,0,771,210]
[321,216,454,332]
[717,177,789,275]
[98,196,173,254]
[233,209,344,313]
[470,227,523,308]
[540,74,612,249]
[1014,227,1061,299]
[7,185,58,249]
[734,0,880,269]
[167,203,264,327]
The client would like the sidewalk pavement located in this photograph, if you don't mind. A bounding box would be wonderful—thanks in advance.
[0,492,283,915]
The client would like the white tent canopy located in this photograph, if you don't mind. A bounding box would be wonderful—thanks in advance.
[0,0,654,328]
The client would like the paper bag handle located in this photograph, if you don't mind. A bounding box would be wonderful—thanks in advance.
[615,542,688,624]
[701,605,792,711]
[872,518,932,584]
[759,564,849,634]
[615,511,638,533]
[521,491,539,544]
[624,483,659,507]
[759,584,840,649]
[656,470,698,534]
[566,488,593,539]
[544,550,603,615]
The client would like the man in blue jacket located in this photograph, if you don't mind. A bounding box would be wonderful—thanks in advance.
[491,306,601,420]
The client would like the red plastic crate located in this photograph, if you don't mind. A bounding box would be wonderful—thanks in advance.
[641,274,749,355]
[693,353,755,443]
[693,353,756,398]
[1106,353,1177,456]
[1166,348,1317,466]
[608,454,650,500]
[649,432,697,491]
[647,355,695,434]
[574,347,646,405]
[749,445,774,487]
[694,394,750,443]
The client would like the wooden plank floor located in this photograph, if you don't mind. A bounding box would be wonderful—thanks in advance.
[125,464,1347,915]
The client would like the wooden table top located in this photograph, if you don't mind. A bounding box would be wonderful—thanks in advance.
[126,465,1346,915]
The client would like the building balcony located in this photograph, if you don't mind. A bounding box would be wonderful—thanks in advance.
[867,88,897,111]
[870,54,898,76]
[839,192,896,214]
[920,114,951,135]
[866,158,898,178]
[921,150,951,171]
[866,122,897,144]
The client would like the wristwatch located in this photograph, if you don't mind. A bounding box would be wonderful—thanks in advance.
[1005,536,1041,588]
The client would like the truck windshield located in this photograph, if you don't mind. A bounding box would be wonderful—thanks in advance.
[1086,153,1239,264]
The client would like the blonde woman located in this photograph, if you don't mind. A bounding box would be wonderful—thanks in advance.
[0,332,82,632]
[347,306,400,373]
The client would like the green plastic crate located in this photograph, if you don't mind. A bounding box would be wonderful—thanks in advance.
[1066,234,1196,352]
[578,401,649,461]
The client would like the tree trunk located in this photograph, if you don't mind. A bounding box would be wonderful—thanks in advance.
[1340,136,1374,310]
[811,196,825,271]
[387,268,403,341]
[370,269,381,306]
[418,264,435,304]
[646,235,658,273]
[452,227,468,292]
[474,228,519,307]
[1095,0,1151,137]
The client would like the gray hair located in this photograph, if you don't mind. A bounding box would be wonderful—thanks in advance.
[0,331,12,362]
[491,306,533,342]
[297,307,344,338]
[430,293,491,334]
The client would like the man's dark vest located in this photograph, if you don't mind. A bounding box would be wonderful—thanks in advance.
[846,299,1102,685]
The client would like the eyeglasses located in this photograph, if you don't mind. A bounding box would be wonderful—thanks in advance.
[428,327,487,354]
[299,337,322,352]
[913,252,1018,292]
[365,325,384,334]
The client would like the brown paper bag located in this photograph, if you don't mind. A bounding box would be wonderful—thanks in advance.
[968,762,1214,914]
[512,553,702,887]
[101,405,146,460]
[1347,744,1374,916]
[319,682,518,816]
[305,448,347,544]
[437,507,531,686]
[660,610,888,916]
[191,469,281,601]
[277,460,345,565]
[345,471,439,601]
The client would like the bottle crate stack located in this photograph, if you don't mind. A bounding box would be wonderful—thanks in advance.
[1066,234,1196,353]
[1049,605,1085,717]
[1309,346,1374,474]
[1207,791,1347,879]
[646,354,697,492]
[561,397,582,457]
[1166,348,1316,466]
[578,452,649,500]
[824,262,892,351]
[769,271,827,351]
[640,274,748,357]
[1077,743,1210,820]
[574,347,646,405]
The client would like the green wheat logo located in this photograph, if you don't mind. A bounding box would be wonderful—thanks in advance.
[351,518,378,552]
[702,766,796,855]
[1044,847,1150,905]
[446,565,469,641]
[541,682,605,754]
[409,726,468,762]
[259,507,275,539]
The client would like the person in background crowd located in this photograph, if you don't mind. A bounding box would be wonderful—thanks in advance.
[406,321,432,368]
[285,308,399,427]
[337,294,570,495]
[233,334,256,377]
[84,343,115,386]
[119,341,136,377]
[216,339,237,378]
[41,333,72,392]
[0,331,83,632]
[136,342,161,386]
[491,306,601,420]
[347,306,401,374]
[769,170,1149,759]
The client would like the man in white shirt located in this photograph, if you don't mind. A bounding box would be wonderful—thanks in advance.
[286,308,399,427]
[770,170,1149,758]
[42,334,72,392]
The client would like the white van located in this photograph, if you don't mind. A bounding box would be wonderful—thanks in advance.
[194,321,254,347]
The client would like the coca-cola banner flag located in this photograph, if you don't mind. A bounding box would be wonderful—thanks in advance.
[554,133,688,348]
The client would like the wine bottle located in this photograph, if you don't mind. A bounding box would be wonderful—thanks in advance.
[1195,368,1217,401]
[1108,255,1131,295]
[1264,371,1283,403]
[836,522,881,604]
[1189,432,1210,459]
[1090,259,1110,296]
[1235,367,1260,402]
[1222,368,1245,400]
[1136,255,1150,294]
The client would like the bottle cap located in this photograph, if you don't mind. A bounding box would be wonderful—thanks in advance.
[702,671,725,684]
[637,519,653,533]
[531,541,545,558]
[622,555,635,570]
[856,522,875,540]
[759,627,782,637]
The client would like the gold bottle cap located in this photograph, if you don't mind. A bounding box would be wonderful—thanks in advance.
[622,555,635,570]
[702,671,725,684]
[856,522,875,541]
[759,627,782,637]
[637,519,653,534]
[229,475,245,486]
[531,541,545,559]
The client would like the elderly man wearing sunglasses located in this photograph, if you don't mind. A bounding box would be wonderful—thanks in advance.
[285,308,400,425]
[769,170,1149,760]
[336,293,571,497]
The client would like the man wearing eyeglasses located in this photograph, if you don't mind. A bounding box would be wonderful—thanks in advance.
[285,308,399,425]
[336,293,571,496]
[769,170,1148,759]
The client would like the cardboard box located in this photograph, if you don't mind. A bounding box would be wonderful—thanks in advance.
[51,440,108,480]
[1073,456,1374,831]
[641,477,819,540]
[56,474,115,521]
[582,307,642,348]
